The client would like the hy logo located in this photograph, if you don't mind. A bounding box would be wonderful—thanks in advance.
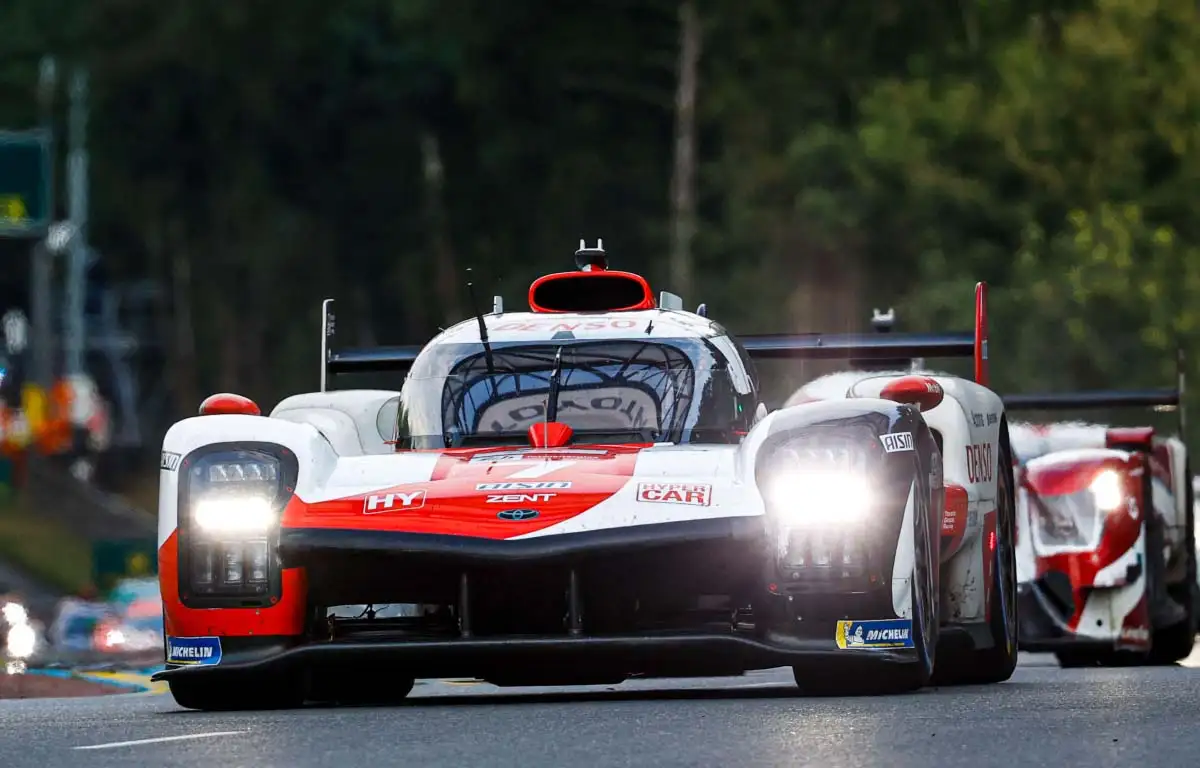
[363,490,427,514]
[497,508,539,521]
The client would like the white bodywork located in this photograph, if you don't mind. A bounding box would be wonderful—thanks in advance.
[789,369,1007,626]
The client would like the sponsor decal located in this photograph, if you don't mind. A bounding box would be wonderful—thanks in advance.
[986,412,998,426]
[835,619,915,650]
[468,449,607,463]
[167,636,222,666]
[487,493,556,503]
[160,451,181,471]
[941,509,957,534]
[1120,626,1150,643]
[492,319,640,333]
[966,442,994,483]
[476,481,572,491]
[363,490,427,514]
[879,432,914,453]
[636,482,711,506]
[497,508,539,521]
[972,413,985,428]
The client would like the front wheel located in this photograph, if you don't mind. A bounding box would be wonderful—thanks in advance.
[793,453,937,695]
[932,421,1019,686]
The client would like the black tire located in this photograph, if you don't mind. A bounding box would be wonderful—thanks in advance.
[931,420,1019,685]
[792,441,937,695]
[168,673,305,711]
[1148,455,1198,664]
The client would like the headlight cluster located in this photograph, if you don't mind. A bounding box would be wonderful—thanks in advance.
[181,449,290,604]
[757,431,884,584]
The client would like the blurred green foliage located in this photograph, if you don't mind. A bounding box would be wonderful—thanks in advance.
[0,0,1196,437]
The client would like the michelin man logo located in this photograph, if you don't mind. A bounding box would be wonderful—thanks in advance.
[847,624,865,646]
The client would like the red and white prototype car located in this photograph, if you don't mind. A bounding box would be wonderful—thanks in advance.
[152,242,1017,710]
[1008,389,1198,666]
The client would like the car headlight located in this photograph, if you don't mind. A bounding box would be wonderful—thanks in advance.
[756,431,887,580]
[2,602,28,626]
[181,448,292,605]
[1089,470,1124,512]
[190,455,282,535]
[6,622,36,659]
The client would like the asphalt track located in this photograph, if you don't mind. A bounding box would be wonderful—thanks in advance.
[3,650,1200,768]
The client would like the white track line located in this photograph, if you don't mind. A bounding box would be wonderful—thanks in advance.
[74,731,246,751]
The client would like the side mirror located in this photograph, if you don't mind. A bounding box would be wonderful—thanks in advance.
[879,376,944,412]
[198,393,261,417]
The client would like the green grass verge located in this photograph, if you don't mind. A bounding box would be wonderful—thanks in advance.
[0,489,94,595]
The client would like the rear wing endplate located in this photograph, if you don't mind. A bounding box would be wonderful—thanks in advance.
[738,282,991,385]
[320,299,422,391]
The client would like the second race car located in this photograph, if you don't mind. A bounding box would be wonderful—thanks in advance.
[1006,386,1198,666]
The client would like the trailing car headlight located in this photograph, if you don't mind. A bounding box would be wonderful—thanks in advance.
[1089,470,1124,512]
[181,448,293,604]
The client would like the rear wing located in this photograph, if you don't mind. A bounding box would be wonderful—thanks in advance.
[1002,349,1187,436]
[320,300,422,391]
[319,282,991,390]
[739,282,991,386]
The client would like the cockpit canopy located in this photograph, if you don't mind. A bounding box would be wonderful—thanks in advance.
[389,337,757,449]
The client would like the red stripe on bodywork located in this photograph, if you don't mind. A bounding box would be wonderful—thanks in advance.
[284,444,647,539]
[159,529,307,638]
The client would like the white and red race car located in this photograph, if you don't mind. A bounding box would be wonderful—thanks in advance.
[152,242,1017,710]
[1007,388,1198,666]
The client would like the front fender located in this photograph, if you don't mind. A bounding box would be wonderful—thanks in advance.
[159,414,339,547]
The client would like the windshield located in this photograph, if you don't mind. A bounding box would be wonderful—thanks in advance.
[394,338,754,449]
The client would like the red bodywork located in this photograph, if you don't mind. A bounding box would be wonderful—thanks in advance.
[161,444,649,639]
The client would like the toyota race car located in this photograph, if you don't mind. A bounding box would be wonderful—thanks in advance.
[152,241,1016,710]
[1007,386,1198,666]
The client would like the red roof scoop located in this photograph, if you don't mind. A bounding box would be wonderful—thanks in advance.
[528,239,656,313]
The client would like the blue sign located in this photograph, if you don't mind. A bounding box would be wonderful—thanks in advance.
[166,636,223,666]
[835,619,914,649]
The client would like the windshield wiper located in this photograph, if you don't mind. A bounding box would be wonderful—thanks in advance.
[546,346,564,423]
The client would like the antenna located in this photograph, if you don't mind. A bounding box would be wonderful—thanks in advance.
[546,346,564,423]
[465,268,495,375]
[320,299,335,392]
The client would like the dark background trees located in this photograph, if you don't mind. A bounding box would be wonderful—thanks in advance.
[1,0,1196,468]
